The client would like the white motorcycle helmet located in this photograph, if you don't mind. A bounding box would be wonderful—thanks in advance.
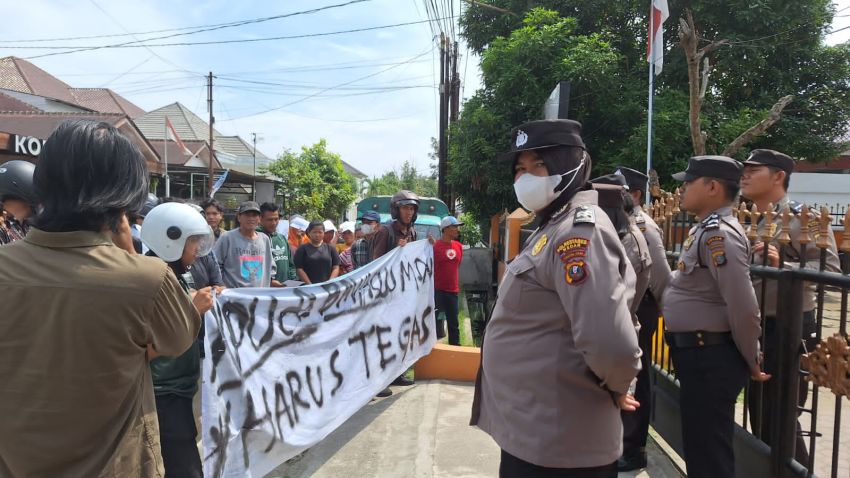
[141,202,214,262]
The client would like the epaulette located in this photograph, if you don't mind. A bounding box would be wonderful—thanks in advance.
[573,205,596,226]
[701,213,720,230]
[634,214,646,225]
[788,200,804,215]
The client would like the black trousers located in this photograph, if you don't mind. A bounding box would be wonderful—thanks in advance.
[622,294,659,456]
[671,342,749,478]
[499,450,617,478]
[155,394,203,478]
[435,290,460,346]
[747,311,817,465]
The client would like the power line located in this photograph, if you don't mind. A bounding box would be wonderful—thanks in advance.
[23,17,452,60]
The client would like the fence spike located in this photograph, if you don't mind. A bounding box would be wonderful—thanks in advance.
[672,188,681,214]
[747,203,761,243]
[777,205,792,247]
[817,206,831,249]
[737,200,749,225]
[761,203,776,243]
[799,204,812,245]
[841,208,850,252]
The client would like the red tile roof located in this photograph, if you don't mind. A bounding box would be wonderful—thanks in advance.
[69,88,146,118]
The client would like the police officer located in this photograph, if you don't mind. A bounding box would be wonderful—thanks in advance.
[471,119,641,477]
[740,149,841,463]
[663,156,770,478]
[613,166,672,471]
[0,160,37,245]
[590,175,652,316]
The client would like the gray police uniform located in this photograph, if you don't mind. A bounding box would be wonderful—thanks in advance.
[746,195,840,462]
[662,206,761,478]
[471,190,642,469]
[623,221,651,316]
[633,207,670,301]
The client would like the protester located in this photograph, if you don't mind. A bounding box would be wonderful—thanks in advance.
[141,202,216,478]
[288,214,309,251]
[294,220,340,284]
[259,202,297,286]
[663,156,769,478]
[0,159,37,245]
[201,198,226,240]
[351,210,381,270]
[433,216,464,345]
[740,149,840,463]
[338,221,356,274]
[129,194,159,254]
[323,219,338,247]
[213,201,276,288]
[0,120,200,477]
[471,119,641,477]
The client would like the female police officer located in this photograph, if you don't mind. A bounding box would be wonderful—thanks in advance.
[471,119,642,478]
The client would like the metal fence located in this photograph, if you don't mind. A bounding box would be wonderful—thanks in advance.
[647,192,850,478]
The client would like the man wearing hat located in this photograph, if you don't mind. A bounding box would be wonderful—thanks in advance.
[740,149,840,463]
[611,166,672,471]
[663,156,769,478]
[434,216,464,345]
[351,210,381,270]
[472,119,641,476]
[213,201,276,288]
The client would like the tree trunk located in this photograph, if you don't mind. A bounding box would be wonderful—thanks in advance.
[722,95,795,157]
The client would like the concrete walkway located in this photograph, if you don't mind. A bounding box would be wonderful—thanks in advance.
[267,381,682,478]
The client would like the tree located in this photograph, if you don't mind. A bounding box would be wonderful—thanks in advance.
[451,1,850,220]
[366,160,438,197]
[266,139,356,220]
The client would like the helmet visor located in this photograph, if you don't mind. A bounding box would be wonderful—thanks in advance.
[186,227,215,258]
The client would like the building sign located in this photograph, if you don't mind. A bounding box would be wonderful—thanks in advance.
[0,132,46,157]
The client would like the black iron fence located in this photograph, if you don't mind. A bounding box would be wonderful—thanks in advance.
[647,193,850,478]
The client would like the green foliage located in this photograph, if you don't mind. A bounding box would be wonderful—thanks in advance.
[458,211,483,246]
[366,160,438,198]
[451,2,850,219]
[266,139,356,220]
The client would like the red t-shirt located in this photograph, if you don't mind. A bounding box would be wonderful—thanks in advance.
[433,239,463,293]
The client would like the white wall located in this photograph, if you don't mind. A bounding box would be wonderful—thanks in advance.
[788,173,850,208]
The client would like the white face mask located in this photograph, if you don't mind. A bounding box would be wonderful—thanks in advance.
[360,224,374,235]
[513,154,586,211]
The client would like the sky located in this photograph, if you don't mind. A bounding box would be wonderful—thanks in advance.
[1,1,848,179]
[0,0,480,178]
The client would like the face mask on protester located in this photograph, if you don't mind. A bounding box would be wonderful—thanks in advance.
[360,224,374,235]
[513,154,586,212]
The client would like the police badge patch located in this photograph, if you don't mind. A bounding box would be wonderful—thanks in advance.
[565,260,588,285]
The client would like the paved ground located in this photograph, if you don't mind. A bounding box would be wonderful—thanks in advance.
[267,381,682,478]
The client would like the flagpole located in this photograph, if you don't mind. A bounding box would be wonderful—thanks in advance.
[164,118,170,197]
[645,1,655,206]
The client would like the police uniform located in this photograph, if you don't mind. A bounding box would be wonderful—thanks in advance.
[471,120,641,475]
[612,167,673,469]
[741,149,842,462]
[662,156,762,478]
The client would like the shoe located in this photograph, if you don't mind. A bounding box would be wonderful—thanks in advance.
[391,375,414,386]
[617,451,647,472]
[376,387,393,398]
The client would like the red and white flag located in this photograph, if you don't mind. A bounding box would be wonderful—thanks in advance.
[165,117,192,155]
[647,0,670,75]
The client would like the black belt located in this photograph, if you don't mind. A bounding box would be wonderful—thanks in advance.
[665,331,733,348]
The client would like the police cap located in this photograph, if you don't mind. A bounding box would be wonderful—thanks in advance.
[672,155,742,182]
[743,149,795,175]
[590,173,628,189]
[614,166,648,190]
[503,119,585,160]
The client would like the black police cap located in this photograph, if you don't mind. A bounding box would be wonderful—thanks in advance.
[590,173,628,188]
[614,166,648,190]
[672,155,743,182]
[502,119,585,160]
[743,149,795,175]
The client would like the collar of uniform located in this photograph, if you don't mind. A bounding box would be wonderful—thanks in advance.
[551,190,598,223]
[24,228,114,249]
[773,195,790,212]
[706,206,733,218]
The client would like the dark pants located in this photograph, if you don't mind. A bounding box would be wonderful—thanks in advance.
[671,342,749,478]
[155,394,203,478]
[435,290,460,346]
[499,450,617,478]
[747,311,817,465]
[622,294,659,456]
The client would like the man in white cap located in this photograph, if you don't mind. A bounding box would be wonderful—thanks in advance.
[322,219,337,247]
[288,215,309,252]
[434,216,464,345]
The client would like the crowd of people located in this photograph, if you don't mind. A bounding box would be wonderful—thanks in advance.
[0,119,467,477]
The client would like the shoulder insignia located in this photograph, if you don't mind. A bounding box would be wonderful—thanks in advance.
[634,214,646,224]
[706,235,727,267]
[573,205,596,225]
[701,213,720,230]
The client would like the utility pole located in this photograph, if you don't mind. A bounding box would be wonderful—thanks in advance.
[448,40,461,214]
[207,71,215,195]
[251,132,257,202]
[437,33,449,206]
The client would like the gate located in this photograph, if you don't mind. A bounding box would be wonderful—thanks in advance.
[647,192,850,478]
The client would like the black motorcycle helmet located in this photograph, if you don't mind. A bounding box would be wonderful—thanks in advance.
[390,190,420,225]
[138,193,160,219]
[0,160,38,207]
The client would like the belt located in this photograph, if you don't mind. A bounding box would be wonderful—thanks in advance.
[665,331,733,348]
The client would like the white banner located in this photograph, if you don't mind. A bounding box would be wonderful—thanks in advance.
[202,240,436,477]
